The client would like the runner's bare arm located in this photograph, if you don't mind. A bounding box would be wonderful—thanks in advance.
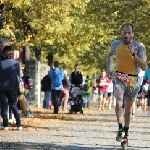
[128,43,147,71]
[107,52,113,75]
[133,56,147,71]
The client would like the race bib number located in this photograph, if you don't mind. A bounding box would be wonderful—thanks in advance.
[116,72,131,83]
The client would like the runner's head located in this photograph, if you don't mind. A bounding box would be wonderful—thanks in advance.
[101,70,106,77]
[121,23,134,44]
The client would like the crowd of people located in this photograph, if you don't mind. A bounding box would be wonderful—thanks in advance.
[0,23,149,150]
[41,64,150,119]
[40,23,149,149]
[41,63,93,113]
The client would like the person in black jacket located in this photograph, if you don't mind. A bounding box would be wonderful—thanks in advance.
[41,71,51,109]
[0,38,9,128]
[69,64,83,86]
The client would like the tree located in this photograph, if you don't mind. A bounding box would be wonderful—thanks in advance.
[0,0,150,73]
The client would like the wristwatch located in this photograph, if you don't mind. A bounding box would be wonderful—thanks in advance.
[132,51,137,56]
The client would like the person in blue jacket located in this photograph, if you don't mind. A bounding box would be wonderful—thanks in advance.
[49,61,64,114]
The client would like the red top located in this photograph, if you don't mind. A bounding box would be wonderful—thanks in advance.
[96,76,111,92]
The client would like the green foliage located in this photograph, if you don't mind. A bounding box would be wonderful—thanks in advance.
[1,0,150,74]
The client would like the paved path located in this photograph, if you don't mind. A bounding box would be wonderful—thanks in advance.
[0,102,150,150]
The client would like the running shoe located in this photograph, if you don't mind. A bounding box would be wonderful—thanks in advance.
[116,128,124,142]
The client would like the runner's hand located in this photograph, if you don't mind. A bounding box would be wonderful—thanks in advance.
[128,43,134,55]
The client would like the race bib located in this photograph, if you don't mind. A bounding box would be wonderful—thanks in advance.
[116,72,131,83]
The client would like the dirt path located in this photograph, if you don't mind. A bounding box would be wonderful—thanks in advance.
[0,102,150,150]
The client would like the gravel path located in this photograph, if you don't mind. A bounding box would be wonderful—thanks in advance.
[0,102,150,150]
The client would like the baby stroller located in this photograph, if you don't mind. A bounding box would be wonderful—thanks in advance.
[69,86,83,114]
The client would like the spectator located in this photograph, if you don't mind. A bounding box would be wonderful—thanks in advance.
[143,82,148,112]
[0,38,9,128]
[0,46,22,130]
[142,68,150,116]
[82,75,93,108]
[60,70,70,112]
[41,71,51,109]
[16,64,33,118]
[69,64,83,86]
[49,61,64,114]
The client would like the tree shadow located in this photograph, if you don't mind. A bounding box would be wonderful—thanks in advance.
[31,110,116,123]
[0,142,127,150]
[0,141,149,150]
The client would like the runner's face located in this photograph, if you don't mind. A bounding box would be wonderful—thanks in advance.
[102,71,106,77]
[121,25,134,44]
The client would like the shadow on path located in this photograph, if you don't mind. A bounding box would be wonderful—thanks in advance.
[0,142,149,150]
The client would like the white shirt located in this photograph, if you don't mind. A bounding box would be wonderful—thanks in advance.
[107,81,113,93]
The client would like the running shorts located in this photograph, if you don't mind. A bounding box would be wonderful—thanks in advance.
[113,80,140,101]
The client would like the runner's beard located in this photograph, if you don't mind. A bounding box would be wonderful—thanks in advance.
[124,38,132,45]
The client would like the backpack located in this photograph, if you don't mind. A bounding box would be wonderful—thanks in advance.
[83,84,89,91]
[83,79,91,91]
[62,77,70,88]
[41,78,45,92]
[52,69,62,87]
[41,75,51,92]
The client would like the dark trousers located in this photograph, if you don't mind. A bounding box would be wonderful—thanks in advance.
[51,90,62,113]
[0,90,21,127]
[148,90,150,106]
[9,104,13,119]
